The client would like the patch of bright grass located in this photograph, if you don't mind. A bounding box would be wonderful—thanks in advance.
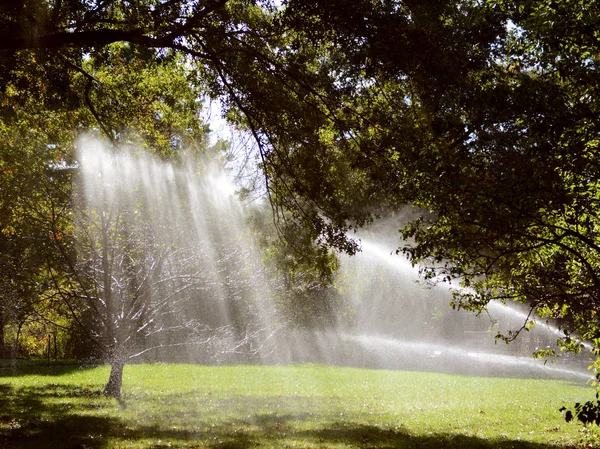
[0,362,597,448]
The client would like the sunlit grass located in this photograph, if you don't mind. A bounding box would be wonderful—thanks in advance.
[0,362,597,448]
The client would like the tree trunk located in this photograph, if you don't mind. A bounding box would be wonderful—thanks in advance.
[15,321,23,357]
[0,310,5,359]
[103,359,125,399]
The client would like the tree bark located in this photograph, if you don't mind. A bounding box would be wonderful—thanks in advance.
[15,321,23,357]
[103,358,125,399]
[0,309,5,359]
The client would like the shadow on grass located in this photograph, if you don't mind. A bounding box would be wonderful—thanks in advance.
[0,383,121,449]
[0,359,93,377]
[0,384,570,449]
[293,423,555,449]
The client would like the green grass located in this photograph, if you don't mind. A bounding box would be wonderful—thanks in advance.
[0,362,597,448]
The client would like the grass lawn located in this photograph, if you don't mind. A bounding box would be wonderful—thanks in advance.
[0,362,598,448]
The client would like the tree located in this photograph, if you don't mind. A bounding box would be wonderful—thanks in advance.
[0,73,80,358]
[270,0,600,360]
[0,23,217,395]
[249,204,344,330]
[207,0,600,365]
[0,0,368,247]
[64,140,279,397]
[3,0,600,399]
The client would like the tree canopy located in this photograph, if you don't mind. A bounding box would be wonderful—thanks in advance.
[2,0,600,399]
[279,0,600,358]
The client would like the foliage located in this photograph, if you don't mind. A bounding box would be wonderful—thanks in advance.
[249,204,345,329]
[2,0,600,413]
[273,0,600,364]
[0,4,212,396]
[0,125,76,359]
[561,392,600,427]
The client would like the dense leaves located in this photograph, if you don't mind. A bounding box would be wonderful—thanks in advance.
[274,1,600,355]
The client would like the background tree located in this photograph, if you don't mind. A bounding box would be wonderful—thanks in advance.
[0,26,217,394]
[249,204,345,330]
[0,51,82,358]
[64,142,249,397]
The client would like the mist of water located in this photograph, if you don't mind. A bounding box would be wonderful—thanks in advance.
[76,138,592,380]
[336,237,593,380]
[76,138,279,364]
